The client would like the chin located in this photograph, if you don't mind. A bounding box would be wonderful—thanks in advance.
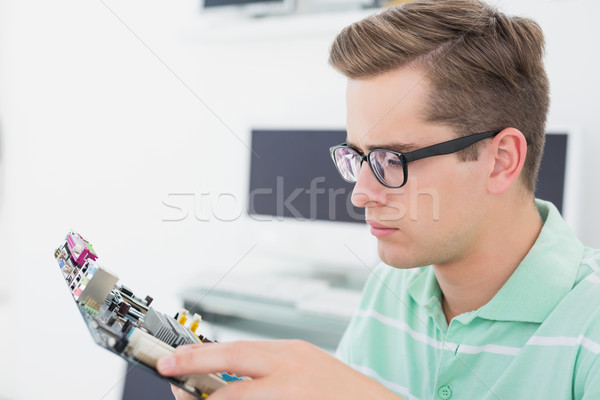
[377,242,417,269]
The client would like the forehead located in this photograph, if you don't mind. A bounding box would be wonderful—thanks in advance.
[345,66,446,151]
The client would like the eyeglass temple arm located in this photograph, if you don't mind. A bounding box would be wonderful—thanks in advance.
[403,130,501,163]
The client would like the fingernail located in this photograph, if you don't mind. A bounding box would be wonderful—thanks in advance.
[157,355,176,372]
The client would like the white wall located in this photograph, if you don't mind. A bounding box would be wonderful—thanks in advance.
[499,0,600,241]
[0,1,598,399]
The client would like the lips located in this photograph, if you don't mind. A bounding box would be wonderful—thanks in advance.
[367,221,398,238]
[367,221,391,229]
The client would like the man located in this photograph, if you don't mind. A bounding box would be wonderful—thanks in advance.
[158,0,600,399]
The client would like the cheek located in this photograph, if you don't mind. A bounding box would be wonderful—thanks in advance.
[371,176,447,225]
[432,169,488,244]
[374,158,484,225]
[392,164,452,224]
[373,161,486,267]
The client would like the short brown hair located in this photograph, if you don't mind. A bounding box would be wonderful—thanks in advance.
[329,0,549,192]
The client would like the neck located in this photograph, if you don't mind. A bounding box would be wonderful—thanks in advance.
[435,197,543,325]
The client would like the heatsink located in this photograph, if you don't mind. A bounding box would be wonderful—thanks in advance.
[142,308,200,347]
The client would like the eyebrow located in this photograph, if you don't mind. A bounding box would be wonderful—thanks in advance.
[345,140,419,154]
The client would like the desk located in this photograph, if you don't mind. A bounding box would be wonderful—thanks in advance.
[182,290,353,352]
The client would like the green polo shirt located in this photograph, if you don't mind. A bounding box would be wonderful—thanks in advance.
[337,200,600,400]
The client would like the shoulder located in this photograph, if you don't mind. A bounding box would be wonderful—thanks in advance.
[562,251,600,399]
[543,248,600,339]
[567,247,600,309]
[577,247,600,285]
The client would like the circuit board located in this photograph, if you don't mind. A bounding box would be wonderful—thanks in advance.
[54,231,247,398]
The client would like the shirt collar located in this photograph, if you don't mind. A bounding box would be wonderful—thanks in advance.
[408,199,584,324]
[408,266,441,310]
[407,266,448,331]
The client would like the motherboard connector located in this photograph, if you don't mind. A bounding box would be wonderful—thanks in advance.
[189,313,202,336]
[178,309,189,326]
[66,231,98,266]
[76,260,119,311]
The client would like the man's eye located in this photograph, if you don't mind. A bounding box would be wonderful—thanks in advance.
[386,158,402,168]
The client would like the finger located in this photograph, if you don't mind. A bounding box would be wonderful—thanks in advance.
[175,340,293,355]
[170,384,197,400]
[157,341,279,378]
[207,378,276,400]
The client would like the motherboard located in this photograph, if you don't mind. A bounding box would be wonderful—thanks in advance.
[54,231,246,398]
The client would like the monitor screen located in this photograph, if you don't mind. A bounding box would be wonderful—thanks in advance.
[204,0,283,7]
[248,130,568,222]
[536,133,567,213]
[248,129,364,223]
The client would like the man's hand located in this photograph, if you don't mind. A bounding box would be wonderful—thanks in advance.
[157,340,404,400]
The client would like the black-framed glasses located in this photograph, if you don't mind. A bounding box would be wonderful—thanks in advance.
[329,129,501,189]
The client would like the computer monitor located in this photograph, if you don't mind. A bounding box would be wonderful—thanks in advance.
[246,129,376,281]
[248,129,571,215]
[201,0,295,16]
[248,129,362,224]
[204,0,284,6]
[537,132,567,213]
[246,129,577,278]
[537,130,581,233]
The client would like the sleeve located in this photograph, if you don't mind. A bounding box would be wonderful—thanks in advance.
[575,278,600,400]
[335,316,354,364]
[581,355,600,400]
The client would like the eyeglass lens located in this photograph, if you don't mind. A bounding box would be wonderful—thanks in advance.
[333,147,361,182]
[333,147,405,187]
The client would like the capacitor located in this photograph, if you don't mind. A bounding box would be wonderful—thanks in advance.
[144,295,153,306]
[121,319,132,334]
[117,302,131,317]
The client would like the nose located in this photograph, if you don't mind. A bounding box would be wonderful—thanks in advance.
[351,160,383,208]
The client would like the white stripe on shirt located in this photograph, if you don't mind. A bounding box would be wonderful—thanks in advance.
[351,363,423,400]
[357,309,454,350]
[457,343,521,356]
[357,309,522,356]
[527,335,600,354]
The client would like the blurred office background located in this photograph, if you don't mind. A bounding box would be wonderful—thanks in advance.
[0,0,599,399]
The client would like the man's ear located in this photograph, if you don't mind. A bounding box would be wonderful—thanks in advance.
[487,128,528,195]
